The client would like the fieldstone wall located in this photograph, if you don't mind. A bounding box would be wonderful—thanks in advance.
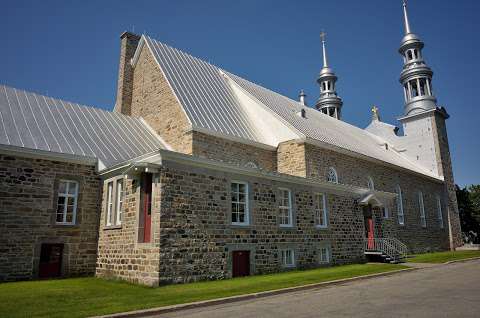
[157,160,365,285]
[0,154,100,282]
[191,131,277,172]
[95,174,161,286]
[301,142,450,253]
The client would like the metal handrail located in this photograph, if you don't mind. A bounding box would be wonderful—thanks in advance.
[364,237,408,261]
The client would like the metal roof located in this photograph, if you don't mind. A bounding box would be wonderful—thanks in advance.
[0,85,165,168]
[144,35,263,142]
[141,35,438,178]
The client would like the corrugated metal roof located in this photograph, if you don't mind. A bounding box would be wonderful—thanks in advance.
[0,85,165,168]
[224,71,435,176]
[143,35,437,178]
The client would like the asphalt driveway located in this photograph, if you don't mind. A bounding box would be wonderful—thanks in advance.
[157,259,480,318]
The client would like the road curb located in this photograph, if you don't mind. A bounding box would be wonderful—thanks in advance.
[91,267,416,318]
[444,256,480,265]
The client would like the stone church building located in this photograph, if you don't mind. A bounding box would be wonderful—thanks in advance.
[0,2,462,286]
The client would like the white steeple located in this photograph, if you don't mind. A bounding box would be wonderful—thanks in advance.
[315,31,343,120]
[398,0,437,116]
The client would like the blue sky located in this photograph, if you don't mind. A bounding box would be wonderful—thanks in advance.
[1,0,478,186]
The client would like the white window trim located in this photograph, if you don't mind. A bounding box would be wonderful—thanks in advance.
[231,181,250,226]
[56,179,79,225]
[280,249,295,268]
[106,181,114,226]
[436,195,444,229]
[319,246,330,264]
[279,188,293,227]
[418,191,426,228]
[327,167,338,184]
[383,206,389,219]
[396,185,405,225]
[315,193,328,228]
[115,179,124,226]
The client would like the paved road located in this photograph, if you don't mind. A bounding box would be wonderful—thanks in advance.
[157,260,480,318]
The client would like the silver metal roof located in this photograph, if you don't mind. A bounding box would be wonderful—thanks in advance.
[0,85,165,168]
[224,72,436,176]
[144,35,263,142]
[142,35,437,178]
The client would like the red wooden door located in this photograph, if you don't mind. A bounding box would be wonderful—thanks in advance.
[39,244,63,278]
[143,173,152,243]
[232,251,250,277]
[367,218,375,249]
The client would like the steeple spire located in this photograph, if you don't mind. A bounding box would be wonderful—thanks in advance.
[402,0,411,34]
[398,0,437,117]
[320,31,328,67]
[315,31,343,120]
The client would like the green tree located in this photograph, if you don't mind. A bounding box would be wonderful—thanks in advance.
[468,184,480,223]
[456,184,480,243]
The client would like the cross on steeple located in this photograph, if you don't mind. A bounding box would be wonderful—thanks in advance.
[320,31,328,68]
[371,105,380,121]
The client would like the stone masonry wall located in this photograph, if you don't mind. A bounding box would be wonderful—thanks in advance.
[277,140,306,177]
[431,112,462,248]
[95,174,161,286]
[157,161,365,284]
[191,131,277,172]
[302,142,450,253]
[130,43,192,153]
[0,154,100,281]
[114,32,140,116]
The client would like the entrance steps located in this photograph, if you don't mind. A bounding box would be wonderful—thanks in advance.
[364,238,408,263]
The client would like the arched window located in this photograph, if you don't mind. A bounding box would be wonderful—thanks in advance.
[244,161,258,169]
[407,50,413,60]
[396,185,405,225]
[327,167,338,184]
[367,176,374,190]
[418,191,426,227]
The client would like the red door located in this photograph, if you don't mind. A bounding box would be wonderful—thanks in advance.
[232,251,250,277]
[143,173,152,243]
[367,218,375,249]
[39,244,63,278]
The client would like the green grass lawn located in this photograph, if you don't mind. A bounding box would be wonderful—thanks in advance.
[407,250,480,264]
[0,263,406,318]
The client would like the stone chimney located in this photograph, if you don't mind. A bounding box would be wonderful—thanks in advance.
[114,31,141,115]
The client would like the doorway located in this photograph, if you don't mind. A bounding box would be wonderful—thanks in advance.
[232,250,250,277]
[363,205,375,249]
[39,243,63,278]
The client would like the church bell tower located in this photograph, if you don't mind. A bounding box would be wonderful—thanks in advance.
[396,0,462,249]
[315,32,343,120]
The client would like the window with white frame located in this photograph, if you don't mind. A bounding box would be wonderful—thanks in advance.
[396,185,405,225]
[436,195,444,228]
[314,193,328,228]
[279,188,293,227]
[106,181,114,226]
[367,176,375,190]
[115,179,124,225]
[327,167,338,183]
[382,207,389,219]
[280,249,295,268]
[231,182,249,225]
[319,246,330,264]
[56,180,79,225]
[418,191,426,227]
